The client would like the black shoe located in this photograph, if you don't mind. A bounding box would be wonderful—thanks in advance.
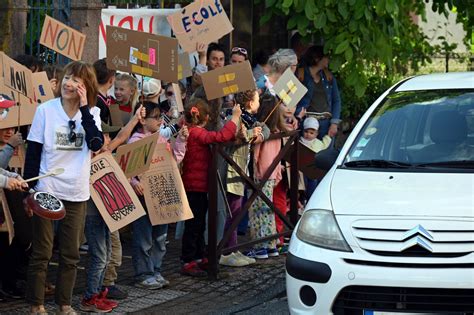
[2,286,24,299]
[102,285,128,300]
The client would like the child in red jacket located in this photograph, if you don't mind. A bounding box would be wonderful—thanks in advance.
[180,99,241,276]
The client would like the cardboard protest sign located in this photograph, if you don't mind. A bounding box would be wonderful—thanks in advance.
[201,60,255,100]
[40,15,86,61]
[1,52,34,99]
[90,153,146,232]
[108,103,131,127]
[273,68,308,110]
[115,132,158,178]
[32,72,55,105]
[178,52,193,80]
[283,141,326,180]
[140,143,193,225]
[106,26,179,83]
[0,191,14,244]
[171,83,184,112]
[0,77,37,128]
[8,143,26,171]
[167,0,233,53]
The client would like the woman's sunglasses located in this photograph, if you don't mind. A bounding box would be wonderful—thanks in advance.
[231,47,248,56]
[68,120,76,142]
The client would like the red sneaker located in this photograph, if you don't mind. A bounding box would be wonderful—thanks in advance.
[80,294,113,313]
[98,288,118,309]
[197,257,209,271]
[180,261,207,277]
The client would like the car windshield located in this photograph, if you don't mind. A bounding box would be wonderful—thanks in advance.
[344,89,474,171]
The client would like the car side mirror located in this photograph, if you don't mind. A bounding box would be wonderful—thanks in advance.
[314,147,340,171]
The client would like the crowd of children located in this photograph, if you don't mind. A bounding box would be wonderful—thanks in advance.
[0,41,342,314]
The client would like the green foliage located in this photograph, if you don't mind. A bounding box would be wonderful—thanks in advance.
[255,0,472,115]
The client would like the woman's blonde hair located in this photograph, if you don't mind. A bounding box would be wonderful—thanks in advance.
[62,61,98,107]
[115,73,139,109]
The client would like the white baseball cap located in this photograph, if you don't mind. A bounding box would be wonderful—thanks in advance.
[303,117,319,130]
[142,78,162,97]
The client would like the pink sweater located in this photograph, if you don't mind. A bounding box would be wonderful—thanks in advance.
[253,136,282,183]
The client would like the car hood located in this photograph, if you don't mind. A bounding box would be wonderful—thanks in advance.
[331,169,474,217]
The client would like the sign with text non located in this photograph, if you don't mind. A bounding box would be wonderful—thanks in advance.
[40,15,86,61]
[115,132,158,178]
[1,52,34,99]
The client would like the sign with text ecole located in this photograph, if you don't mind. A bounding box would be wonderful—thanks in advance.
[40,15,86,61]
[90,153,146,232]
[167,0,234,53]
[106,26,179,83]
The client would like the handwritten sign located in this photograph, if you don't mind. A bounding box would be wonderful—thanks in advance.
[90,153,146,232]
[201,60,256,100]
[106,26,179,83]
[8,143,25,172]
[273,68,308,110]
[140,143,193,225]
[40,15,86,61]
[167,0,233,53]
[178,52,193,80]
[32,72,55,105]
[115,132,158,178]
[1,52,34,99]
[0,77,36,128]
[171,83,184,112]
[0,191,14,244]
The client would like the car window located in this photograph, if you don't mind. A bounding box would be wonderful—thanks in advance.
[345,90,474,168]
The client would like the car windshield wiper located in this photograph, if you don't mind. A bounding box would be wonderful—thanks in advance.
[413,160,474,169]
[343,159,412,168]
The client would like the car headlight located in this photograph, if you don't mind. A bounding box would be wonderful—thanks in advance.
[296,209,352,252]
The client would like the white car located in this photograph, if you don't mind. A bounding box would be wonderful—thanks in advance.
[286,72,474,315]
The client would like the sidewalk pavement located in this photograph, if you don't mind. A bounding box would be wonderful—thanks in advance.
[0,225,287,314]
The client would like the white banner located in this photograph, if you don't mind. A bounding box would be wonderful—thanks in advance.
[99,8,198,70]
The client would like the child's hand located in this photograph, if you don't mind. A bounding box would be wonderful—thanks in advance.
[6,177,27,191]
[135,105,146,121]
[238,123,247,139]
[8,132,23,148]
[252,126,263,139]
[179,125,189,141]
[196,42,208,58]
[131,181,144,196]
[232,103,242,119]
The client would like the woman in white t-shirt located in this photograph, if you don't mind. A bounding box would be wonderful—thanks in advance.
[23,61,103,315]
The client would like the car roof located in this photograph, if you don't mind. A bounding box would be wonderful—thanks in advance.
[395,72,474,92]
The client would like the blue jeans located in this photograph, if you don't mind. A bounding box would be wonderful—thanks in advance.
[132,214,168,282]
[84,214,111,299]
[304,176,319,199]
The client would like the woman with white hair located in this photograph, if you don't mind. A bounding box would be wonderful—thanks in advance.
[256,49,298,95]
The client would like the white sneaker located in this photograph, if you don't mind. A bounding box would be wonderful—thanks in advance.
[219,252,249,267]
[235,251,256,264]
[134,277,163,290]
[154,273,170,287]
